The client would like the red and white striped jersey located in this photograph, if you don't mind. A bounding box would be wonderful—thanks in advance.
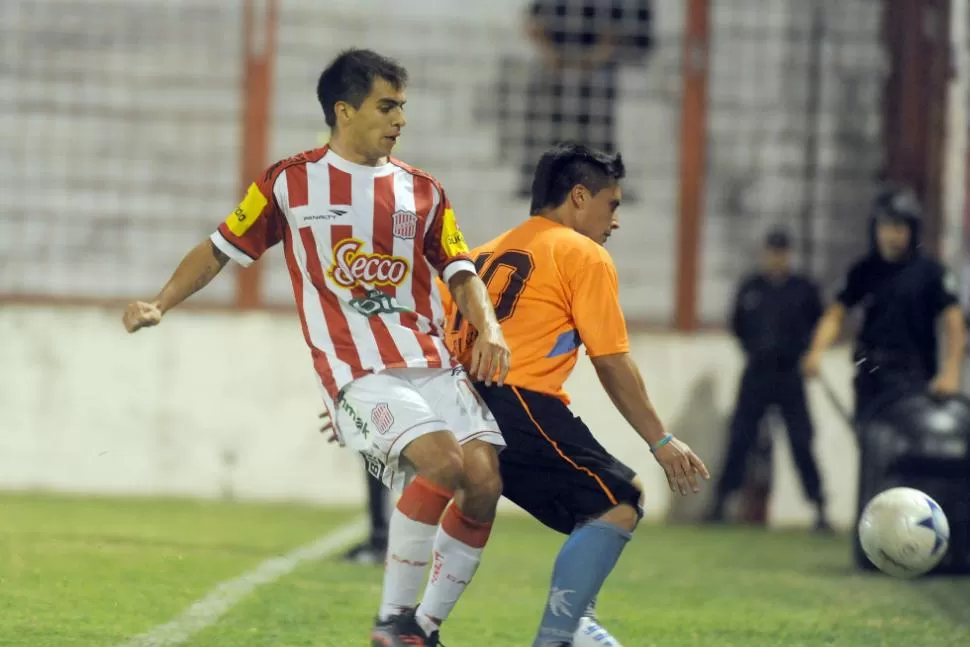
[210,146,475,402]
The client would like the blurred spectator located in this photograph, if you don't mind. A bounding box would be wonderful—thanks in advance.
[518,0,653,198]
[803,184,965,420]
[707,227,830,531]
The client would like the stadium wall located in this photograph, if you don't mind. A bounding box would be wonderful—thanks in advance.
[0,306,859,530]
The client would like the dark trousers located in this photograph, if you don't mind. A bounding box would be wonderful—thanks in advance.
[853,364,929,425]
[716,367,824,505]
[363,464,390,546]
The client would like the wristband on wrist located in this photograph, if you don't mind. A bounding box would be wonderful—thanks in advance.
[650,433,674,453]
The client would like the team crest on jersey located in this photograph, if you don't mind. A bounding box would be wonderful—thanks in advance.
[371,403,395,435]
[328,238,410,290]
[392,210,418,240]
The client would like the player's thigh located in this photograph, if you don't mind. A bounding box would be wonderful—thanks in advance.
[406,366,506,453]
[478,383,641,534]
[335,371,457,491]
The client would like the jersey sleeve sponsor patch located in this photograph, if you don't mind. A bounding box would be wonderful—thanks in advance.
[226,182,269,237]
[440,207,469,258]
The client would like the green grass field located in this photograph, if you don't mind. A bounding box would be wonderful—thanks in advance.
[1,493,968,647]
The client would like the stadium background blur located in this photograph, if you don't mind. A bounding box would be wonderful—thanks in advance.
[1,1,970,645]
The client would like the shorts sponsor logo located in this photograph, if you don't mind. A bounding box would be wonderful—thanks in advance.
[329,238,410,290]
[391,210,418,240]
[371,403,395,435]
[338,396,370,439]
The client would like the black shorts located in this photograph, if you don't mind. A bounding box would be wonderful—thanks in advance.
[475,383,641,535]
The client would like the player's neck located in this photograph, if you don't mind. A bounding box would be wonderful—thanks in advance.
[535,211,569,228]
[327,136,387,167]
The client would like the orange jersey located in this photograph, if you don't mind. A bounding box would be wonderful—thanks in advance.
[440,217,630,403]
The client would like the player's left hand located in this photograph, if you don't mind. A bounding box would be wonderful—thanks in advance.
[318,410,338,443]
[469,324,511,387]
[930,371,960,397]
[652,437,710,496]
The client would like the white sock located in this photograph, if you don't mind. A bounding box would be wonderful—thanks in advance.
[378,508,438,620]
[415,505,490,634]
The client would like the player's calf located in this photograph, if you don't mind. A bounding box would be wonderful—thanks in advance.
[377,431,463,623]
[414,439,502,637]
[533,477,644,647]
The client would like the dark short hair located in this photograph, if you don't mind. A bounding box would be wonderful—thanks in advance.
[316,49,408,129]
[529,142,626,215]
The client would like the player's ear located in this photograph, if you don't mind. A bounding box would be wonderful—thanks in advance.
[334,100,355,127]
[570,184,587,210]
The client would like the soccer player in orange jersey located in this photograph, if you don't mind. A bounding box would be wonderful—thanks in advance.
[442,142,710,647]
[122,49,510,647]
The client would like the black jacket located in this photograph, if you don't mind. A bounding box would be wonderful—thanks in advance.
[731,273,823,371]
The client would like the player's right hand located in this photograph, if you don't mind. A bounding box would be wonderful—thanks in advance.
[469,324,511,387]
[318,410,339,444]
[652,437,710,496]
[122,300,163,333]
[801,351,821,378]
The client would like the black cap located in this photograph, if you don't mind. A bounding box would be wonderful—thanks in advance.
[764,227,791,250]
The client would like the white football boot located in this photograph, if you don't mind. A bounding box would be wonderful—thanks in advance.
[572,615,624,647]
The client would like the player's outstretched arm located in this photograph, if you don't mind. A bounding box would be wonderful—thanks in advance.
[591,352,710,496]
[448,270,510,386]
[122,239,230,333]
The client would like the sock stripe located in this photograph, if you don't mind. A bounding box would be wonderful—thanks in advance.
[510,386,618,505]
[396,476,453,525]
[441,504,493,549]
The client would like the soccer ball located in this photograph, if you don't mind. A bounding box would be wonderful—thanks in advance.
[858,487,950,578]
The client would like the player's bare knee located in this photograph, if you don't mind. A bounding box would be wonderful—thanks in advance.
[464,467,503,508]
[420,450,464,493]
[403,431,464,492]
[455,472,502,521]
[600,502,640,533]
[455,440,503,520]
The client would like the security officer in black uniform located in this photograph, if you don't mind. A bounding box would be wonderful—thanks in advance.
[802,185,965,421]
[803,185,964,565]
[707,227,830,529]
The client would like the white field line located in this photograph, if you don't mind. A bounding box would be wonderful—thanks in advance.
[112,517,367,647]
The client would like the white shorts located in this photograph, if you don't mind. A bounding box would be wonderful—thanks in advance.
[333,366,504,492]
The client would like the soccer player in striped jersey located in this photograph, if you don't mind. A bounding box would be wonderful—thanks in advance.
[123,49,509,647]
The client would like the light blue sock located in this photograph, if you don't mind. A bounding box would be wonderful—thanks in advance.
[532,520,632,647]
